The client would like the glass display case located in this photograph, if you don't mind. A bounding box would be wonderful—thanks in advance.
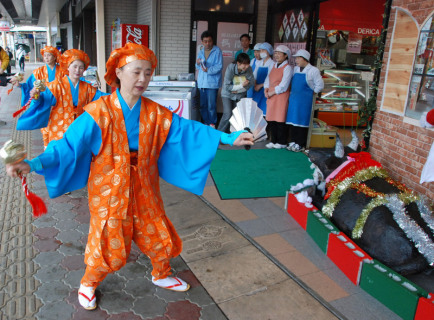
[315,69,371,127]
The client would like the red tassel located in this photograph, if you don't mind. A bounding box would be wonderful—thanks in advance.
[19,174,47,217]
[13,97,33,118]
[7,87,13,95]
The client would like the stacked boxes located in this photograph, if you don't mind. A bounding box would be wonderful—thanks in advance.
[284,191,431,319]
[306,210,339,253]
[326,232,372,285]
[415,294,434,320]
[360,260,429,320]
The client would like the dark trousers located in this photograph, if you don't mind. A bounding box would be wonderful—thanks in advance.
[290,125,309,148]
[218,97,238,133]
[19,57,25,71]
[268,121,288,145]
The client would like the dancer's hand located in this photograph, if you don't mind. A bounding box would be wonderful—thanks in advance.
[6,161,30,178]
[10,76,21,87]
[233,132,254,147]
[29,88,39,99]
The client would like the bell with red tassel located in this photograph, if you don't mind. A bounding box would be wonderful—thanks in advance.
[0,140,47,217]
[13,79,46,118]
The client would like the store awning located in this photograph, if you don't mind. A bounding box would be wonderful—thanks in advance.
[319,0,385,36]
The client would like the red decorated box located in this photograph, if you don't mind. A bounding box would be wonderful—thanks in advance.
[415,294,434,320]
[326,232,372,285]
[285,192,317,230]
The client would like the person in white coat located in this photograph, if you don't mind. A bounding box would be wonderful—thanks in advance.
[16,45,26,73]
[286,49,324,152]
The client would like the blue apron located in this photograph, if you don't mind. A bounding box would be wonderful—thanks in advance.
[247,66,268,115]
[286,73,314,127]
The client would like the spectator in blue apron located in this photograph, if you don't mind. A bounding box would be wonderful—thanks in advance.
[286,49,324,152]
[247,42,274,116]
[250,43,262,72]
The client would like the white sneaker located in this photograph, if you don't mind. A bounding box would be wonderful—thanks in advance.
[273,143,287,149]
[78,284,97,310]
[265,142,275,149]
[152,276,190,292]
[286,142,295,150]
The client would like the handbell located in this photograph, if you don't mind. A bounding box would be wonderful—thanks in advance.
[33,79,46,100]
[0,140,27,164]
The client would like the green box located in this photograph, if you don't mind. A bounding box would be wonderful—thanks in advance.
[360,260,428,320]
[306,210,339,253]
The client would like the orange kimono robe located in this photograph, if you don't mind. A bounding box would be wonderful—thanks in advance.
[81,92,182,287]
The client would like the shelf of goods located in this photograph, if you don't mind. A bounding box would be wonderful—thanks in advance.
[316,69,370,127]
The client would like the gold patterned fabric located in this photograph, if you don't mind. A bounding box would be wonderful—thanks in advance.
[104,43,157,88]
[45,75,97,144]
[81,91,180,287]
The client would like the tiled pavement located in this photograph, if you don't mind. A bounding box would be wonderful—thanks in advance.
[0,63,402,320]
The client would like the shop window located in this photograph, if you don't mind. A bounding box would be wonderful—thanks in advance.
[194,0,254,14]
[406,16,434,120]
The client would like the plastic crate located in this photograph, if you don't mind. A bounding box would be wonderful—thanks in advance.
[360,260,429,320]
[306,210,339,253]
[285,192,317,230]
[415,294,434,320]
[326,232,372,285]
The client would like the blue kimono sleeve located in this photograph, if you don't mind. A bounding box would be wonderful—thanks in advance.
[28,112,102,198]
[158,113,222,195]
[16,88,57,130]
[20,74,36,106]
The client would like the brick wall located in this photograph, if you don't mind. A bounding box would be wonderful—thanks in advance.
[372,0,434,200]
[137,0,153,50]
[256,0,268,43]
[158,0,191,77]
[103,0,138,60]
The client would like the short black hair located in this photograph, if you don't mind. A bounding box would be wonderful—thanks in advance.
[240,33,250,41]
[236,52,250,64]
[201,31,214,41]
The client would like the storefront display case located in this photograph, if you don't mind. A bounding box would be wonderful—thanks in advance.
[316,69,371,127]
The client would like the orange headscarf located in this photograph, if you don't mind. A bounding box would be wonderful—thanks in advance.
[104,43,157,88]
[40,46,60,62]
[59,49,90,75]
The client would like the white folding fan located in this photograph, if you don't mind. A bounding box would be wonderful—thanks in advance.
[229,98,268,149]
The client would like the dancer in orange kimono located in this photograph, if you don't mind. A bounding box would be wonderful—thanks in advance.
[16,49,107,146]
[10,46,64,146]
[6,43,253,310]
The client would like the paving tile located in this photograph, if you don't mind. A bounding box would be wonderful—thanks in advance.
[107,312,142,320]
[186,286,216,307]
[57,242,86,256]
[178,218,251,263]
[36,301,75,320]
[98,273,126,293]
[202,186,258,222]
[187,245,288,303]
[123,276,156,298]
[329,291,400,320]
[262,212,300,233]
[115,261,148,280]
[165,300,201,320]
[235,218,276,238]
[200,303,228,320]
[33,251,64,267]
[55,219,80,232]
[132,295,168,319]
[254,234,296,255]
[218,279,337,320]
[33,238,61,252]
[268,197,286,208]
[63,269,84,289]
[32,215,57,228]
[164,195,224,230]
[240,198,285,218]
[35,280,71,303]
[274,251,320,277]
[98,290,136,314]
[299,271,349,302]
[56,229,83,244]
[34,264,67,283]
[61,255,86,271]
[33,227,59,239]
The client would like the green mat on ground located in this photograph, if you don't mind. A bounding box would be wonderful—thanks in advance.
[210,149,314,199]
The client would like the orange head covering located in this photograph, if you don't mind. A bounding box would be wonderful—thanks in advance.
[104,43,158,88]
[59,49,90,75]
[40,46,60,62]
